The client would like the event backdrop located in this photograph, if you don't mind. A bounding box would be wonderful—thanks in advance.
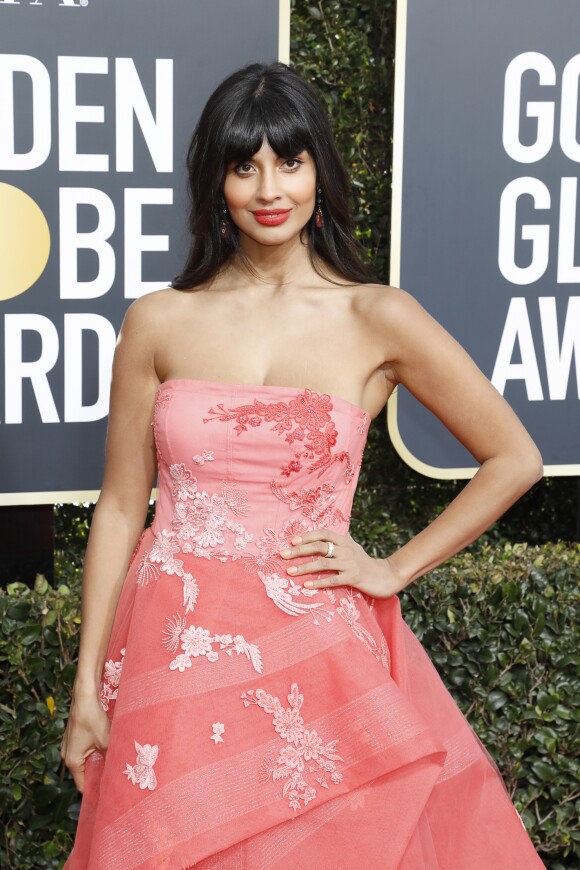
[390,0,580,478]
[0,0,289,504]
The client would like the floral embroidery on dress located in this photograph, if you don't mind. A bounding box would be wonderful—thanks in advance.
[258,571,334,624]
[168,463,253,559]
[210,722,225,744]
[356,410,370,435]
[162,614,187,652]
[135,549,160,587]
[203,390,355,481]
[170,463,199,501]
[164,619,263,675]
[238,519,313,575]
[140,462,254,608]
[270,480,348,526]
[122,741,158,791]
[192,448,215,465]
[335,589,390,670]
[150,528,182,571]
[99,647,126,711]
[241,682,344,812]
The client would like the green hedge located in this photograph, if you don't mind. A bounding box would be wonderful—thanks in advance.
[0,576,80,868]
[401,544,580,867]
[1,541,578,868]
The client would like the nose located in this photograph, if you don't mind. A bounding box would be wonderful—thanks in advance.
[255,167,281,204]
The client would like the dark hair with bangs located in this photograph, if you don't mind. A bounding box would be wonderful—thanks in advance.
[171,62,373,290]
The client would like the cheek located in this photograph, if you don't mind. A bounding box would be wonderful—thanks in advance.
[223,178,250,212]
[293,170,317,205]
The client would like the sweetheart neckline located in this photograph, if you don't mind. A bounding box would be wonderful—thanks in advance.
[156,377,372,420]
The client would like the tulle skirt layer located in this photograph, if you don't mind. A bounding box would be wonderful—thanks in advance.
[65,527,544,869]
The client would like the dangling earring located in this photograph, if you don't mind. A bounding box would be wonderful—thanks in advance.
[220,200,229,238]
[315,187,324,228]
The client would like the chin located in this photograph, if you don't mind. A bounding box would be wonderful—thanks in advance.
[240,227,300,247]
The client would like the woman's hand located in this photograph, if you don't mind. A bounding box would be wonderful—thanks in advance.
[279,528,407,599]
[60,689,111,794]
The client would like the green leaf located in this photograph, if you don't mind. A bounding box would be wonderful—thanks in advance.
[6,601,31,621]
[531,761,555,783]
[307,6,322,21]
[34,574,50,595]
[486,690,509,712]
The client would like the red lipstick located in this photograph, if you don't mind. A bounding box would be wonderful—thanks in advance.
[252,209,292,226]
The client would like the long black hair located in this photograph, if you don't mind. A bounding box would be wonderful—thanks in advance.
[171,62,373,290]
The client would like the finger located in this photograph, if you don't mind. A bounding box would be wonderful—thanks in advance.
[289,528,341,546]
[279,540,337,559]
[95,733,109,754]
[304,568,351,589]
[287,557,345,577]
[66,757,86,794]
[74,769,85,794]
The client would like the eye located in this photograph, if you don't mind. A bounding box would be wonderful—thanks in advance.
[233,162,255,176]
[283,157,303,171]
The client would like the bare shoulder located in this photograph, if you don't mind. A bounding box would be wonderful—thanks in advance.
[353,282,419,314]
[122,286,185,330]
[352,283,426,338]
[114,288,188,384]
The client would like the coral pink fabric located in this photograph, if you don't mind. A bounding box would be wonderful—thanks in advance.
[64,380,545,869]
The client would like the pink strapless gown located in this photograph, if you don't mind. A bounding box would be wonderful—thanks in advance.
[64,380,545,869]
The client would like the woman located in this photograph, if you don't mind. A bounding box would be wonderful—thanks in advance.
[61,62,545,868]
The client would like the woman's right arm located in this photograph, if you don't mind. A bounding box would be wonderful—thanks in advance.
[60,292,163,793]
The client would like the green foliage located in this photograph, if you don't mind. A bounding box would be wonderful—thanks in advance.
[401,544,580,865]
[291,0,395,280]
[0,576,81,868]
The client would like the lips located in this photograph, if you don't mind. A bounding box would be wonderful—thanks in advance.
[252,209,292,226]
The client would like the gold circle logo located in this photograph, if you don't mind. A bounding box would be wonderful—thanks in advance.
[0,182,51,302]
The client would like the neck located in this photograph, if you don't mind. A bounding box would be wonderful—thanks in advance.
[228,232,317,289]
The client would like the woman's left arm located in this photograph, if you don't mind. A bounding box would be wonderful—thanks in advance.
[280,288,544,597]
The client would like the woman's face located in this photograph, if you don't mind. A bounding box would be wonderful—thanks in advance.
[223,138,317,248]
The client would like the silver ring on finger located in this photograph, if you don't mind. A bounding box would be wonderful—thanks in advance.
[325,540,335,558]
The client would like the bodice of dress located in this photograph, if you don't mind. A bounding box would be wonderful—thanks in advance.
[150,379,371,571]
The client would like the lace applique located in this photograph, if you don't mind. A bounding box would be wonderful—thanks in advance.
[169,463,253,559]
[241,682,344,813]
[270,480,348,526]
[99,647,126,711]
[356,411,370,435]
[164,619,263,674]
[170,463,199,501]
[141,462,254,606]
[150,529,184,573]
[162,614,187,652]
[203,390,355,481]
[122,741,158,791]
[210,722,225,744]
[135,550,160,587]
[239,518,313,575]
[192,449,215,465]
[258,571,334,624]
[335,589,390,670]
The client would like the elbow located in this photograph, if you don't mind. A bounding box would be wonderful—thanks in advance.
[518,445,544,488]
